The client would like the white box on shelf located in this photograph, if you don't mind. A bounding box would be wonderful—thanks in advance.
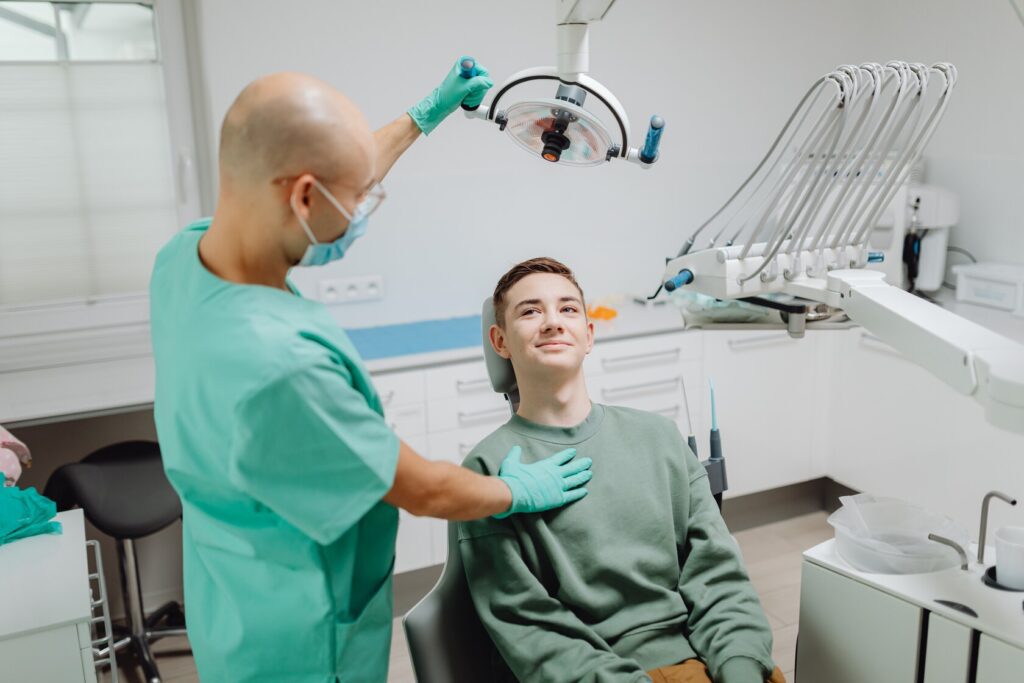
[953,263,1024,317]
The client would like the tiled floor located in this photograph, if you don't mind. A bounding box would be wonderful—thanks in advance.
[100,511,832,682]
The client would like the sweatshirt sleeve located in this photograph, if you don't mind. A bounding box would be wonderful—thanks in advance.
[675,445,776,682]
[458,455,651,683]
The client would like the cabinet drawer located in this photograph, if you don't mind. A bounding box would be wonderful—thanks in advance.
[797,562,921,682]
[0,624,87,682]
[922,613,971,683]
[384,403,427,438]
[81,643,98,683]
[427,394,511,433]
[593,369,683,404]
[599,392,688,423]
[428,425,504,464]
[373,369,426,409]
[976,634,1024,683]
[588,332,699,376]
[425,360,494,400]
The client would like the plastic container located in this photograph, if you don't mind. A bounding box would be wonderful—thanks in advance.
[828,494,970,574]
[953,262,1024,318]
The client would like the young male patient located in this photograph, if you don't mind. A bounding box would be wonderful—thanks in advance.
[459,258,784,683]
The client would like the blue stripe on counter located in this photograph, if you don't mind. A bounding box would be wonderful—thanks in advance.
[347,315,483,360]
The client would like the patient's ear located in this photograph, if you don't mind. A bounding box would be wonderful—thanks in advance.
[489,324,512,359]
[584,320,595,354]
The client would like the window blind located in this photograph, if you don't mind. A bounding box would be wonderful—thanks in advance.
[0,1,177,309]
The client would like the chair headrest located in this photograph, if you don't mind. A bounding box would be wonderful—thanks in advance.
[481,298,517,395]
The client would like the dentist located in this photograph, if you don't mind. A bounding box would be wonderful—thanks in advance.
[149,60,592,682]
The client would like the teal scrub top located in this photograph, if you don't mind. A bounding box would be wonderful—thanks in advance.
[150,220,400,682]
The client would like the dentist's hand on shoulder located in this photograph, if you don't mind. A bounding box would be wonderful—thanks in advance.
[385,440,590,522]
[494,446,592,519]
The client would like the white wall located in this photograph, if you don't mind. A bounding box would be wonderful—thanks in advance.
[855,0,1024,267]
[191,0,871,328]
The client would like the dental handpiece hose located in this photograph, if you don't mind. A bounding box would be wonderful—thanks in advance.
[709,379,723,462]
[681,378,698,458]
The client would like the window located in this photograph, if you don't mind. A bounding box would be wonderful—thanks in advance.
[0,0,194,315]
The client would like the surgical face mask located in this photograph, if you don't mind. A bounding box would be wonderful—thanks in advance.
[292,178,385,267]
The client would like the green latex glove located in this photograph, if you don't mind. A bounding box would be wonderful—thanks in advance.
[494,446,592,519]
[0,486,62,545]
[407,56,494,135]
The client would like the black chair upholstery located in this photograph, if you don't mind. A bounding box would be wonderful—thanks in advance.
[403,523,499,682]
[44,440,186,683]
[45,440,181,539]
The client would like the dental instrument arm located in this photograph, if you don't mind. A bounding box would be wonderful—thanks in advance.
[666,258,1024,434]
[830,270,1024,435]
[660,61,1024,436]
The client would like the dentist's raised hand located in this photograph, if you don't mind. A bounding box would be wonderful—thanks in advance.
[493,446,592,519]
[407,56,493,135]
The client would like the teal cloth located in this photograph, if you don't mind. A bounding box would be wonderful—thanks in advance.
[0,486,62,545]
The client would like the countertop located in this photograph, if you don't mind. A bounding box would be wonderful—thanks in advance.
[805,538,1024,650]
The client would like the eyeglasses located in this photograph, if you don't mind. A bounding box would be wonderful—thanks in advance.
[277,176,387,220]
[356,181,387,219]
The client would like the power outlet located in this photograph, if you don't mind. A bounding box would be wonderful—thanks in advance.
[318,274,384,304]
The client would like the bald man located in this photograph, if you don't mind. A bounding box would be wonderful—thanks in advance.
[149,63,593,683]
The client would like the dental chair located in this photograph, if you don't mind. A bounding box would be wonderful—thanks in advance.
[403,299,728,682]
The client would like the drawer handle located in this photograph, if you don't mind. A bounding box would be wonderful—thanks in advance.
[602,376,681,401]
[601,348,680,370]
[458,442,476,457]
[456,378,493,393]
[457,405,510,425]
[726,333,790,350]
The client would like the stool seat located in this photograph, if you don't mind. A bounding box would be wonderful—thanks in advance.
[45,441,181,539]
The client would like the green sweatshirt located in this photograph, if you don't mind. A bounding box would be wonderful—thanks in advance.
[458,404,775,683]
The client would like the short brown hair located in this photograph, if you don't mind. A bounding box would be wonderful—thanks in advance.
[492,257,586,328]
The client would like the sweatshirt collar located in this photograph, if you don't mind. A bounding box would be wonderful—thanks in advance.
[507,403,605,445]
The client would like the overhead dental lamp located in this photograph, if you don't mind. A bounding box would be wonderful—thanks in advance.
[657,61,1024,435]
[464,0,664,168]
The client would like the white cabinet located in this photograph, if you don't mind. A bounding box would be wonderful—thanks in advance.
[922,613,972,683]
[0,510,98,683]
[976,634,1024,683]
[799,541,1024,683]
[701,330,824,497]
[796,561,922,682]
[587,331,704,443]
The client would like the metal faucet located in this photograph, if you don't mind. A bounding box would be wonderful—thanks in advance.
[928,533,969,571]
[979,491,1018,564]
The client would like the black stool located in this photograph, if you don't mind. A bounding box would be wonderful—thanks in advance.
[44,440,187,683]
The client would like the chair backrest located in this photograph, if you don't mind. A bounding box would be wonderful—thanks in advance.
[480,297,520,410]
[402,523,499,682]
